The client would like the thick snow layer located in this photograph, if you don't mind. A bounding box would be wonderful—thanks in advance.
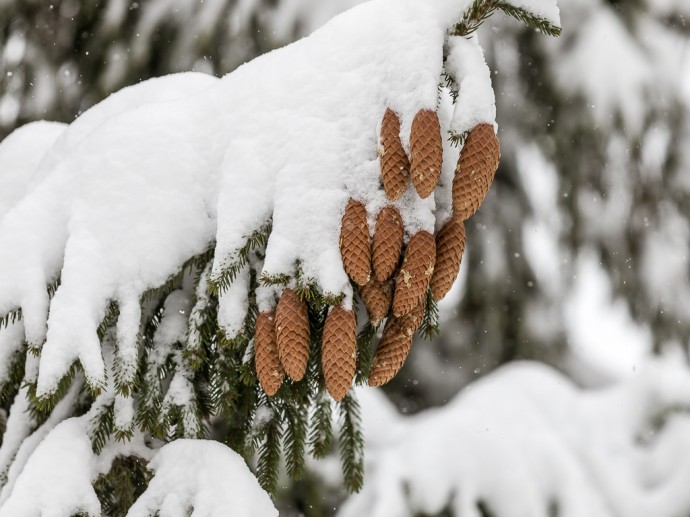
[0,72,217,356]
[127,440,277,517]
[0,0,559,397]
[342,359,690,517]
[0,121,65,220]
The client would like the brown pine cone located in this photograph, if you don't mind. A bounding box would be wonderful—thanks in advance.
[430,219,466,302]
[255,311,284,396]
[322,306,357,401]
[452,124,500,221]
[410,110,442,199]
[359,278,392,326]
[392,231,435,317]
[372,207,403,282]
[275,289,310,381]
[340,199,371,286]
[380,109,410,201]
[368,301,426,387]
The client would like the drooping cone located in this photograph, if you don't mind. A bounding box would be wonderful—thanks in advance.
[255,311,284,396]
[430,219,467,302]
[275,289,310,381]
[368,301,426,387]
[410,110,442,199]
[322,306,357,401]
[392,231,435,317]
[340,199,371,286]
[372,207,403,282]
[380,108,410,201]
[452,124,500,221]
[359,278,392,326]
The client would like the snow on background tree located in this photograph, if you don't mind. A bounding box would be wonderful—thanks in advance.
[0,0,690,516]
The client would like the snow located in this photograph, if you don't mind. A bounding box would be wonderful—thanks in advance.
[342,358,690,517]
[0,121,65,221]
[127,440,278,517]
[445,35,497,137]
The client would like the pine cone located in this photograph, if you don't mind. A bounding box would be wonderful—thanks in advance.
[322,306,357,401]
[275,289,310,381]
[255,311,284,396]
[430,219,466,302]
[368,301,426,387]
[410,109,442,199]
[380,108,410,201]
[372,207,403,282]
[452,124,500,221]
[359,278,392,326]
[340,199,371,286]
[392,231,435,317]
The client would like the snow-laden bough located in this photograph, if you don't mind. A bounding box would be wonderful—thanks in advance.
[0,0,560,494]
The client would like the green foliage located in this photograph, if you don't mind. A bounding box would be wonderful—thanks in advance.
[419,291,441,340]
[89,401,115,455]
[338,393,365,493]
[308,395,334,459]
[208,222,272,296]
[355,322,377,384]
[93,456,152,517]
[0,309,21,332]
[0,349,26,406]
[255,406,283,494]
[452,0,562,37]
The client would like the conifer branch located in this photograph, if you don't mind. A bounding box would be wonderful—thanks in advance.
[208,222,272,296]
[355,322,377,384]
[419,291,441,340]
[308,393,333,459]
[338,393,365,493]
[452,0,561,37]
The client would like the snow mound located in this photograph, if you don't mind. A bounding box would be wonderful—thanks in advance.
[342,358,690,517]
[128,440,278,517]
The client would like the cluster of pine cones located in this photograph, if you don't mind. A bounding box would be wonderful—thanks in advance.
[255,108,500,401]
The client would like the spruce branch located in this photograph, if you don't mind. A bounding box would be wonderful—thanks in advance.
[283,403,307,479]
[308,393,333,459]
[0,349,26,406]
[89,401,115,455]
[93,456,151,517]
[208,221,272,296]
[255,406,283,494]
[419,291,441,340]
[338,392,365,493]
[0,308,21,332]
[452,0,561,37]
[355,322,377,384]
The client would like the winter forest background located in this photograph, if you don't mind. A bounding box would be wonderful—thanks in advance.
[1,0,690,515]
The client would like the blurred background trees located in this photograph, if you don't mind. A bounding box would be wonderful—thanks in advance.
[1,0,689,514]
